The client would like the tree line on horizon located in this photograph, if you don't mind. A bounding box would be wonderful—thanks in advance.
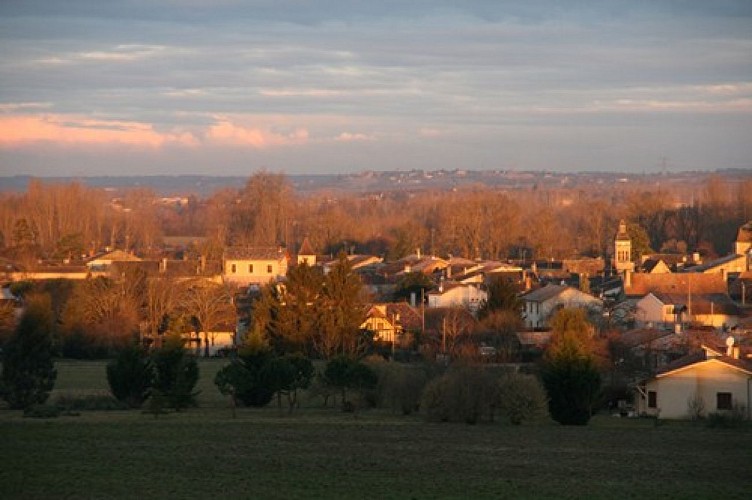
[0,172,750,268]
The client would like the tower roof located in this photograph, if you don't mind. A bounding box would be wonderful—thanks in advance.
[737,221,752,244]
[298,236,315,256]
[615,219,631,242]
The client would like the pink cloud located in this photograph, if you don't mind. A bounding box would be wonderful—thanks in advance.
[335,132,373,142]
[206,119,309,148]
[0,114,197,148]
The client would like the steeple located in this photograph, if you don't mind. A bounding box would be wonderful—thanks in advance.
[297,236,317,266]
[614,219,634,273]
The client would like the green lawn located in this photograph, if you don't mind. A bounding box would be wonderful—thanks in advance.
[1,360,751,499]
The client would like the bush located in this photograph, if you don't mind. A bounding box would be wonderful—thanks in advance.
[152,336,199,411]
[107,345,154,408]
[55,393,129,412]
[23,403,61,419]
[1,294,57,409]
[706,404,747,429]
[215,342,277,408]
[420,365,498,425]
[497,372,549,425]
[323,356,378,412]
[376,363,429,415]
[686,393,706,421]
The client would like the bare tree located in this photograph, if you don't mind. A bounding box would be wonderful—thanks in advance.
[180,279,236,357]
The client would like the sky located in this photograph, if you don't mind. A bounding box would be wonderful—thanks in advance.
[1,0,751,177]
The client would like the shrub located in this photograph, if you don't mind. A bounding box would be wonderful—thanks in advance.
[152,336,199,411]
[323,356,378,412]
[23,403,61,419]
[376,363,429,415]
[107,345,154,408]
[1,294,57,409]
[420,365,498,425]
[686,393,706,421]
[706,404,747,429]
[55,393,129,412]
[497,372,549,425]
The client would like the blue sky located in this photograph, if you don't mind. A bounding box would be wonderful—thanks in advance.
[1,0,751,176]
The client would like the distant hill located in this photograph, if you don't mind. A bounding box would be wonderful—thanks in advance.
[0,169,749,197]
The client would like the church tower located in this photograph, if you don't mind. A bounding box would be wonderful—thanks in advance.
[297,236,317,266]
[614,220,634,273]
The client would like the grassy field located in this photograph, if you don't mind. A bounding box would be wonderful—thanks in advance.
[1,360,751,499]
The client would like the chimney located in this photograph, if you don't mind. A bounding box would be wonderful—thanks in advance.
[416,248,421,259]
[726,337,735,357]
[160,258,167,273]
[446,265,452,279]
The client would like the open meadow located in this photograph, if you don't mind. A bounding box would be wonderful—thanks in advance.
[1,359,751,499]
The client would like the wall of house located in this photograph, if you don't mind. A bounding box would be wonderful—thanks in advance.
[635,295,674,327]
[638,361,752,419]
[428,286,487,311]
[223,258,287,285]
[692,313,739,328]
[525,289,602,329]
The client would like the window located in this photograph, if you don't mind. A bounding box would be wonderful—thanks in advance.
[648,391,657,409]
[248,264,254,273]
[231,264,236,273]
[267,264,273,274]
[717,392,732,410]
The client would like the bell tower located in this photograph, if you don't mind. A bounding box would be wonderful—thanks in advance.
[614,220,634,273]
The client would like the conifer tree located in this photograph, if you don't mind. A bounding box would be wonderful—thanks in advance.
[1,294,57,409]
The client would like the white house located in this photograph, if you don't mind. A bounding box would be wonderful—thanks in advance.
[86,250,141,271]
[635,291,740,329]
[521,284,602,329]
[427,283,487,312]
[222,247,289,286]
[636,341,752,420]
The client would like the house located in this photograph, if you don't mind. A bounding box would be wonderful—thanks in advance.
[521,284,603,329]
[685,253,749,277]
[734,220,752,256]
[427,282,487,312]
[361,302,422,345]
[86,250,141,271]
[222,247,289,286]
[616,328,690,374]
[635,340,752,419]
[624,271,727,298]
[639,258,672,274]
[635,291,740,329]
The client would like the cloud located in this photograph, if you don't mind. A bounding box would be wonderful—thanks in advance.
[335,132,373,142]
[0,102,52,112]
[0,114,198,148]
[205,118,309,148]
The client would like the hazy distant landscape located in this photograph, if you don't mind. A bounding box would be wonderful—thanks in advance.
[1,168,751,197]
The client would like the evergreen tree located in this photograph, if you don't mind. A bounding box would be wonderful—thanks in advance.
[541,308,601,425]
[151,334,199,410]
[107,344,154,408]
[0,294,57,409]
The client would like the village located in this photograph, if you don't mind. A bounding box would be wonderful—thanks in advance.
[2,213,751,421]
